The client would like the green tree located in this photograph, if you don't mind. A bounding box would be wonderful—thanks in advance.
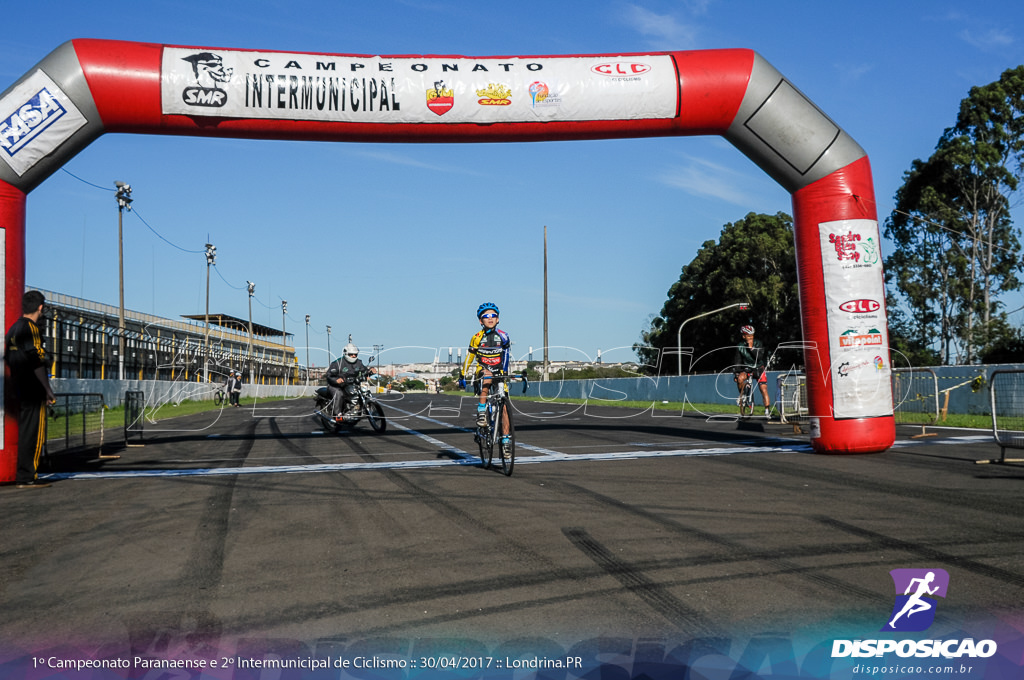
[884,65,1024,363]
[635,212,801,374]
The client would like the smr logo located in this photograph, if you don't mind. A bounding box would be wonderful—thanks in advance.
[882,568,949,632]
[180,52,233,107]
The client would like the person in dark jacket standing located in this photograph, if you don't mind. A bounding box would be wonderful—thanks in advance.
[5,290,57,488]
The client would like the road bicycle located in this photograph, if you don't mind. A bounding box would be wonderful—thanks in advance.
[736,368,760,418]
[472,370,528,476]
[214,388,226,406]
[735,344,784,418]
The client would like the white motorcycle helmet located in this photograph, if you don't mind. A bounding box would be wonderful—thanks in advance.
[343,342,359,363]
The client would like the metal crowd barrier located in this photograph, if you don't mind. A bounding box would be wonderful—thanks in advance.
[891,367,939,437]
[777,371,807,425]
[125,390,145,447]
[981,369,1024,464]
[44,392,114,467]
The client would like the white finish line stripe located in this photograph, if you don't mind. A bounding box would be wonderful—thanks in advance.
[45,444,804,480]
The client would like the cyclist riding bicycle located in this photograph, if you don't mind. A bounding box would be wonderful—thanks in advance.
[460,303,512,443]
[733,324,772,417]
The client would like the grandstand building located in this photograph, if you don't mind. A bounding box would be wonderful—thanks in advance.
[35,289,300,385]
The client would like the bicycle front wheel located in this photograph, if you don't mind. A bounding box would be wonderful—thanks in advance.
[494,399,515,476]
[215,391,225,406]
[740,384,755,418]
[477,405,493,468]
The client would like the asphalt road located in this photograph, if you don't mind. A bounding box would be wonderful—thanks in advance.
[2,392,1022,676]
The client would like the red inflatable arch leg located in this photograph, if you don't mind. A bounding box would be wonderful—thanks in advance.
[793,157,895,453]
[0,180,27,481]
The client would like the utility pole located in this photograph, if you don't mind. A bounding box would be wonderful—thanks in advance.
[114,181,132,380]
[204,242,216,383]
[247,281,255,382]
[543,225,549,382]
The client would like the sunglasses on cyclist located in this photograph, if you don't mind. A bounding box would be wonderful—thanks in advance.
[480,313,498,319]
[346,353,358,357]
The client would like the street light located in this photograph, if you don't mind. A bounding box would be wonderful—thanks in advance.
[675,302,750,376]
[204,242,216,383]
[246,281,255,382]
[326,325,332,364]
[305,314,310,384]
[114,181,132,380]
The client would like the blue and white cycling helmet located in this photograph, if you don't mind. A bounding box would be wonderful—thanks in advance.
[477,302,499,319]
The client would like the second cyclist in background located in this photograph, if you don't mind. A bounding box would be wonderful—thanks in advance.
[460,303,512,441]
[733,324,772,417]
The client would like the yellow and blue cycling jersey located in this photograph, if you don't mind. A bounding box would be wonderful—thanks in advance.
[462,327,511,376]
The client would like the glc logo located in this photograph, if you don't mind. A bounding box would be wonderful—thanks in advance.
[839,299,880,313]
[590,62,651,77]
[883,568,949,632]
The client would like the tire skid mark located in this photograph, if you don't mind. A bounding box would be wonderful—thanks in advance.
[712,451,1024,518]
[545,478,884,605]
[181,416,258,601]
[815,516,1024,589]
[563,526,722,636]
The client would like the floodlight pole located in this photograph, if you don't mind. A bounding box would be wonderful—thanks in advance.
[114,181,132,381]
[305,314,310,384]
[326,325,332,363]
[675,302,750,376]
[246,281,255,382]
[281,300,287,385]
[543,225,549,382]
[203,243,216,384]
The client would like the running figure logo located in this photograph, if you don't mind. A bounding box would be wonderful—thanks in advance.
[882,568,949,632]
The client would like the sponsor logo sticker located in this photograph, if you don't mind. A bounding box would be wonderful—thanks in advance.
[0,70,88,176]
[839,299,881,314]
[839,328,884,348]
[179,52,233,108]
[425,80,454,116]
[476,83,511,106]
[591,62,652,77]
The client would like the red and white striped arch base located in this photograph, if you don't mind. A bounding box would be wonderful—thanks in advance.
[0,41,894,478]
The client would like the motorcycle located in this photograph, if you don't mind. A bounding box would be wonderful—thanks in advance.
[314,361,387,433]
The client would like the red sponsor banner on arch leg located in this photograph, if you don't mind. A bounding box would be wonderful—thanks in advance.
[792,156,895,453]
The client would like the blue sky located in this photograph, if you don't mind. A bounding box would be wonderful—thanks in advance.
[3,1,1022,366]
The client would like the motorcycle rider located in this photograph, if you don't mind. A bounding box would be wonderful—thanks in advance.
[325,340,376,417]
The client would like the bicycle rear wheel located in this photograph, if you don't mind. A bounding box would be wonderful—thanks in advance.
[494,399,515,476]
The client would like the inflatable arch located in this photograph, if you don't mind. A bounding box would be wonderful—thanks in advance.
[0,40,894,476]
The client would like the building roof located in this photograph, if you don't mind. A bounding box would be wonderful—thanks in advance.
[180,313,289,338]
